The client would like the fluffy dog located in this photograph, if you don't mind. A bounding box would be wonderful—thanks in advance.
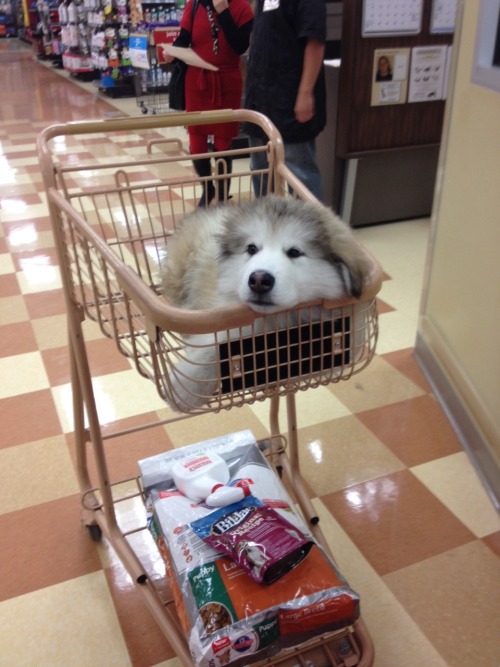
[162,196,371,410]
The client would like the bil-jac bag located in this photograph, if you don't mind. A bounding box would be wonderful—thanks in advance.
[168,0,199,111]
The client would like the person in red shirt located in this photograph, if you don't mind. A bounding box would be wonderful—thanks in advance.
[169,0,253,206]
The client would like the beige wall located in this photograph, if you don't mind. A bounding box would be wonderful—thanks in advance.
[418,2,500,477]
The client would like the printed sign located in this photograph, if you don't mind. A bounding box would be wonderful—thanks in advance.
[129,34,149,69]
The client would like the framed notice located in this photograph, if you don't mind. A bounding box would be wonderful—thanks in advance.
[371,48,410,106]
[129,34,149,69]
[362,0,423,36]
[408,45,448,102]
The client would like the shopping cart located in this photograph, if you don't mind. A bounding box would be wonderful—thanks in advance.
[134,62,172,114]
[37,110,381,667]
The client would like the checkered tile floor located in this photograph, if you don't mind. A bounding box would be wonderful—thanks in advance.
[1,39,499,667]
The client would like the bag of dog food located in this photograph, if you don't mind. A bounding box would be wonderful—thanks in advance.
[139,431,360,667]
[191,495,314,584]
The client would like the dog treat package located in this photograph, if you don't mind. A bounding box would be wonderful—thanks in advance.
[138,430,360,667]
[190,495,314,584]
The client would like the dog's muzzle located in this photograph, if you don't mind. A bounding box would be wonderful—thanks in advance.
[248,270,275,295]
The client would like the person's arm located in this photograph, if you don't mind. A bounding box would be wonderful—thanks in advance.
[214,0,253,55]
[173,28,192,48]
[160,28,191,63]
[294,38,325,124]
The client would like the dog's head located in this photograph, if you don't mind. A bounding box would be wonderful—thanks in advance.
[216,196,371,313]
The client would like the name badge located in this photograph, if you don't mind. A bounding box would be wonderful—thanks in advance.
[263,0,279,11]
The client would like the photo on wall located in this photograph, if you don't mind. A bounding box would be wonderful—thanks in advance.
[371,47,410,106]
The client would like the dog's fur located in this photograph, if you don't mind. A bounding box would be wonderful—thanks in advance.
[162,196,371,410]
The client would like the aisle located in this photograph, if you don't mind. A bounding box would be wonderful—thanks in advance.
[1,38,499,667]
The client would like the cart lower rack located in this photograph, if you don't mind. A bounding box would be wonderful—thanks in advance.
[37,110,381,667]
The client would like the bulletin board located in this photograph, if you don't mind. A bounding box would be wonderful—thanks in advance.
[336,0,454,158]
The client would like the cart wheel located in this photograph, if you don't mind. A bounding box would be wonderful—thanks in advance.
[86,524,102,542]
[141,107,148,114]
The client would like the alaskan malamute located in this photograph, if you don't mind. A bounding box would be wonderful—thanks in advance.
[162,196,371,410]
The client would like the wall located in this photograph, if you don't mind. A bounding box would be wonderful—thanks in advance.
[416,1,500,506]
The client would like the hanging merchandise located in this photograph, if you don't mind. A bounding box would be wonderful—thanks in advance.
[60,0,93,74]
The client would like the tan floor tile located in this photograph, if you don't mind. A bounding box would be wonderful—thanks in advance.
[32,314,104,351]
[357,394,462,467]
[327,355,425,413]
[296,416,405,496]
[411,451,500,538]
[249,385,351,432]
[356,218,429,283]
[0,572,131,666]
[0,350,50,398]
[0,252,15,275]
[0,295,29,325]
[0,435,78,514]
[383,541,500,667]
[361,577,449,667]
[372,309,420,354]
[51,369,171,433]
[31,314,70,350]
[322,470,475,576]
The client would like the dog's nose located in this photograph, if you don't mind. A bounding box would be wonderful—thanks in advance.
[248,270,275,294]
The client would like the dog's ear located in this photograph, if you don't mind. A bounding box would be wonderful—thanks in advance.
[323,210,372,298]
[335,256,369,298]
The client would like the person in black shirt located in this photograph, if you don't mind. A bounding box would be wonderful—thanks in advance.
[244,0,327,201]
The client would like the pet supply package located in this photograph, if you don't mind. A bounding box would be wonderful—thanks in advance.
[191,495,314,584]
[138,430,360,667]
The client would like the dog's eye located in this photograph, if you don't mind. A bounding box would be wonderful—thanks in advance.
[246,243,259,256]
[286,247,304,259]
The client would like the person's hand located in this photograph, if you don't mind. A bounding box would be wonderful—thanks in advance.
[213,0,229,13]
[294,90,315,124]
[159,44,175,63]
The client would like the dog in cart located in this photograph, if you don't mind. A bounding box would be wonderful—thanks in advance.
[162,196,372,410]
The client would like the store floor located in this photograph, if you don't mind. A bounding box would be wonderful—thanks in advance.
[1,39,499,667]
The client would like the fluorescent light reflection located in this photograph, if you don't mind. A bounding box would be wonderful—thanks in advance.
[308,439,323,464]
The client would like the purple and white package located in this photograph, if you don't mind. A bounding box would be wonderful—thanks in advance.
[190,495,313,584]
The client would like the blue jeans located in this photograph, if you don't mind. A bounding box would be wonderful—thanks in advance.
[250,136,324,202]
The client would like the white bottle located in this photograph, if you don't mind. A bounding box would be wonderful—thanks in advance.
[67,0,76,22]
[172,452,248,506]
[59,1,68,24]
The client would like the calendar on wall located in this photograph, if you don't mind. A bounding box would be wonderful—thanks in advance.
[362,0,424,36]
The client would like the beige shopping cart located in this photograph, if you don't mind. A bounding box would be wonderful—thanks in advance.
[37,110,381,667]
